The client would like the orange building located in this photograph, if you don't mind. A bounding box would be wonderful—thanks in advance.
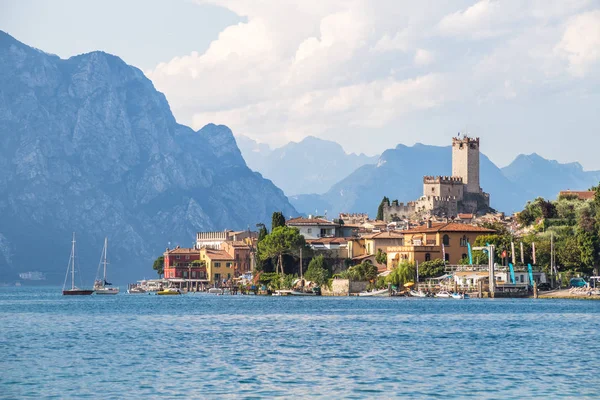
[387,222,495,267]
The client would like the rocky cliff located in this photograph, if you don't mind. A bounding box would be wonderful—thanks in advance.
[0,31,296,284]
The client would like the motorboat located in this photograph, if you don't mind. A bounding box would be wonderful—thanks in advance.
[435,291,452,298]
[358,288,390,297]
[157,288,182,295]
[451,293,469,299]
[208,288,224,295]
[127,286,147,294]
[409,290,428,297]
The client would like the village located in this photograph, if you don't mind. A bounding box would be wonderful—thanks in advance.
[133,136,600,298]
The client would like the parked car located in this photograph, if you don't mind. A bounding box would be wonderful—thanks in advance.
[569,277,587,288]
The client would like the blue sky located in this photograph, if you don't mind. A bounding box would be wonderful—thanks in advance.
[2,0,600,169]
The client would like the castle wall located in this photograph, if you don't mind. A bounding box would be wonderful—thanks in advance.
[452,137,480,194]
[383,201,417,221]
[422,176,464,201]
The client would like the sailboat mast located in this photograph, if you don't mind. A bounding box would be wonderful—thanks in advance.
[103,237,108,281]
[71,232,76,290]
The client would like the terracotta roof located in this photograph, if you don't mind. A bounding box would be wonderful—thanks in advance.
[204,249,234,260]
[352,254,375,261]
[166,247,198,255]
[458,213,475,219]
[286,217,338,226]
[559,190,595,200]
[362,231,404,239]
[402,222,495,234]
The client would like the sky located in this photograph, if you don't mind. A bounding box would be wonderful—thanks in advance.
[2,0,600,169]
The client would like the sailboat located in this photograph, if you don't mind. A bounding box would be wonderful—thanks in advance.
[62,233,94,295]
[94,237,119,295]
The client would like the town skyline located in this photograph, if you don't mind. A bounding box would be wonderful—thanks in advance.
[2,0,600,168]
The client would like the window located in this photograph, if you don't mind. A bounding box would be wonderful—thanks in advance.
[183,271,188,278]
[176,255,180,259]
[226,262,232,268]
[443,235,450,246]
[185,255,190,260]
[307,228,312,234]
[214,273,221,281]
[191,271,196,278]
[425,253,431,261]
[445,253,450,262]
[462,253,467,261]
[214,262,221,268]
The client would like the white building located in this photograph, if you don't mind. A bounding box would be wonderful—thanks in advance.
[286,216,339,239]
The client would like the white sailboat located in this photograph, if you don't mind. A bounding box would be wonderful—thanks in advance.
[62,233,94,296]
[94,237,119,295]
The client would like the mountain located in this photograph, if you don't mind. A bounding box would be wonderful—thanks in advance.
[290,143,527,217]
[236,135,378,195]
[0,31,296,284]
[501,153,600,200]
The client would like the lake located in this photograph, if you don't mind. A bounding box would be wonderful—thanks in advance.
[1,287,599,398]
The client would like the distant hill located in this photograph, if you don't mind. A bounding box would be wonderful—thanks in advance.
[0,31,296,284]
[236,135,378,195]
[501,153,600,200]
[290,143,528,217]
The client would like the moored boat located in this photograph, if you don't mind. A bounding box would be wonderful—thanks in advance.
[62,233,94,296]
[358,288,390,297]
[435,291,452,298]
[208,287,224,295]
[157,288,182,295]
[127,285,147,294]
[451,293,469,299]
[409,290,428,297]
[93,237,119,295]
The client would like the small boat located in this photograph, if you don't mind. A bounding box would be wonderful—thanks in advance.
[157,288,182,295]
[289,290,317,296]
[272,290,292,296]
[93,238,119,295]
[435,291,452,298]
[62,233,94,296]
[358,288,390,297]
[409,290,428,297]
[127,286,146,294]
[451,293,469,299]
[208,288,224,295]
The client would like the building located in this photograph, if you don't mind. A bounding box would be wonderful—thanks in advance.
[558,190,596,201]
[200,248,235,286]
[362,231,404,256]
[286,216,339,239]
[386,221,495,266]
[383,135,491,221]
[163,247,208,288]
[196,230,257,249]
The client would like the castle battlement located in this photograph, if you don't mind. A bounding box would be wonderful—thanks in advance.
[452,136,479,145]
[423,175,463,184]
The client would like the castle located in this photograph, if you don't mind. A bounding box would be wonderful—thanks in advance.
[383,136,491,221]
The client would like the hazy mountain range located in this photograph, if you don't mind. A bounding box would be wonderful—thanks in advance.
[0,31,296,284]
[238,138,600,218]
[236,135,377,195]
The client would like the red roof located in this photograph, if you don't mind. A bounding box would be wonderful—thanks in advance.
[166,247,198,255]
[458,213,475,219]
[204,249,234,260]
[306,237,348,245]
[362,231,404,239]
[559,190,595,200]
[402,222,495,234]
[286,217,338,226]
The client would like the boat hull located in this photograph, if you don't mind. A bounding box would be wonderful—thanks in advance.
[289,291,317,296]
[63,289,94,296]
[157,289,181,295]
[94,288,120,295]
[358,289,390,297]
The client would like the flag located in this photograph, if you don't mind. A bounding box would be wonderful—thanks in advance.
[511,242,516,265]
[502,250,507,258]
[532,242,536,265]
[520,242,524,264]
[442,243,446,263]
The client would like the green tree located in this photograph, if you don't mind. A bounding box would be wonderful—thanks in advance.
[152,256,164,278]
[375,249,387,265]
[191,260,205,267]
[386,261,415,287]
[271,212,286,229]
[257,226,306,275]
[376,196,390,221]
[418,259,445,279]
[337,260,378,281]
[304,255,331,286]
[557,236,581,269]
[257,224,268,242]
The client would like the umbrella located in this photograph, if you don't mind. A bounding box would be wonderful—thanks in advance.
[404,282,415,287]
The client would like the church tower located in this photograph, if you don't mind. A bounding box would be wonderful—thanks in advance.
[452,136,480,194]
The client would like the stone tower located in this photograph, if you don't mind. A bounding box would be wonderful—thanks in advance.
[452,136,480,194]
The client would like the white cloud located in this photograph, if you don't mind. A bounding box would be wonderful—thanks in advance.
[414,49,434,66]
[555,10,600,77]
[146,1,600,167]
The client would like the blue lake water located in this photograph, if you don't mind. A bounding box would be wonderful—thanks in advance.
[1,287,599,399]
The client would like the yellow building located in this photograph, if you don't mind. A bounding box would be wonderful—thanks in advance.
[387,222,494,267]
[200,248,235,285]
